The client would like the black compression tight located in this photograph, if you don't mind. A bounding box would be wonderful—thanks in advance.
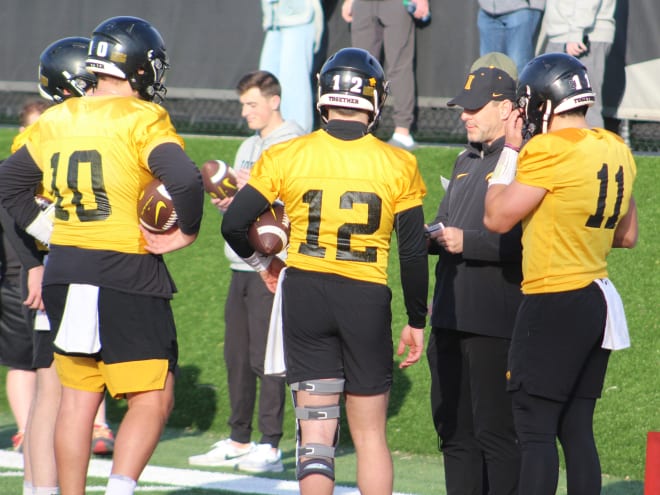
[512,388,602,495]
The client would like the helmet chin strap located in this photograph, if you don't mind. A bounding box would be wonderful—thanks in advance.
[366,88,380,132]
[542,100,553,134]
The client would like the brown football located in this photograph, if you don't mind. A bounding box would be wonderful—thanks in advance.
[247,203,290,255]
[137,178,178,233]
[201,159,238,199]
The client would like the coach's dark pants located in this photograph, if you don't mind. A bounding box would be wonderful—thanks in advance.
[224,270,285,447]
[427,328,520,495]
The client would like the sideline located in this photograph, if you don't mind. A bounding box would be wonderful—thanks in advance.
[0,450,415,495]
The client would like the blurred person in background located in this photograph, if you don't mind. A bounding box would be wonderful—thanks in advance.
[541,0,615,128]
[189,70,303,473]
[477,0,545,75]
[259,0,324,133]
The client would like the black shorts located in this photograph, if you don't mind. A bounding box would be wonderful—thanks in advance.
[0,280,34,370]
[282,268,393,395]
[507,282,610,401]
[43,284,178,397]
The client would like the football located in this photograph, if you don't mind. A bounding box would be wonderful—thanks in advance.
[34,194,55,221]
[201,159,238,199]
[247,203,290,255]
[137,178,178,233]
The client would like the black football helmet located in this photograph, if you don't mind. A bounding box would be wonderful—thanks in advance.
[38,37,96,103]
[317,47,389,131]
[517,52,595,137]
[86,16,169,103]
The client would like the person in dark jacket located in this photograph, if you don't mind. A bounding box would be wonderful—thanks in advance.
[426,54,523,495]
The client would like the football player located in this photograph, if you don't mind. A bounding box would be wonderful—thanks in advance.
[484,53,638,495]
[222,47,429,495]
[0,16,204,495]
[2,36,97,495]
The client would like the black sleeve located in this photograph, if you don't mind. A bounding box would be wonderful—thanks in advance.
[462,223,523,263]
[0,206,43,270]
[0,147,43,230]
[221,185,271,258]
[395,205,429,329]
[148,143,205,235]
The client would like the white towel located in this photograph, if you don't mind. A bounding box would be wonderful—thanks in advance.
[595,278,630,351]
[264,268,287,376]
[53,284,101,354]
[34,309,50,331]
[34,253,51,331]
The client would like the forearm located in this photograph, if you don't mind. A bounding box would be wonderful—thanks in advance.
[0,146,43,230]
[221,185,271,258]
[396,206,428,328]
[0,207,43,270]
[148,143,204,235]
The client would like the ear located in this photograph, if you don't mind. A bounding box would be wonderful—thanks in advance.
[269,94,281,111]
[500,99,514,120]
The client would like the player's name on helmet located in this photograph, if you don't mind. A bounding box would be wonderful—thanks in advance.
[327,95,361,105]
[574,95,595,105]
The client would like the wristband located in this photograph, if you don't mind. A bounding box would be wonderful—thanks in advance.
[504,143,520,152]
[488,146,519,186]
[25,211,53,247]
[243,252,274,272]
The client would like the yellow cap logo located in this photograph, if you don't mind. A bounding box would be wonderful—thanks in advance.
[464,74,475,91]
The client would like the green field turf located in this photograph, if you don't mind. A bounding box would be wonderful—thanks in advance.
[0,128,656,494]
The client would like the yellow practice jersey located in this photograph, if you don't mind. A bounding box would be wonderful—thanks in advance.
[25,96,183,254]
[12,123,50,200]
[248,129,426,285]
[11,126,31,154]
[516,128,636,294]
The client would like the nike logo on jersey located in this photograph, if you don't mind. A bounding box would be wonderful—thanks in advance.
[456,173,469,179]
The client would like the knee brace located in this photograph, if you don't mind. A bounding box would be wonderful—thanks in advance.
[291,378,345,481]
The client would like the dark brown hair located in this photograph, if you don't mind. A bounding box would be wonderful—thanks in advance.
[236,70,281,98]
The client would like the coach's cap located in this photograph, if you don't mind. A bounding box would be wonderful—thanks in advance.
[470,51,518,79]
[448,62,516,111]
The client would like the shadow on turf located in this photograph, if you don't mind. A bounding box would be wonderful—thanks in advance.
[0,424,17,451]
[602,480,644,495]
[106,365,218,431]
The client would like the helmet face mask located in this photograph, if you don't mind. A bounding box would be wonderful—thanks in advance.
[516,53,595,137]
[316,48,389,131]
[38,37,96,103]
[86,16,169,103]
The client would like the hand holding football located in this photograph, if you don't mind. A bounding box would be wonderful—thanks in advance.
[201,160,238,199]
[248,203,290,255]
[137,178,178,233]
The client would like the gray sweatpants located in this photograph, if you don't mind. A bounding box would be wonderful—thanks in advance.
[351,0,416,130]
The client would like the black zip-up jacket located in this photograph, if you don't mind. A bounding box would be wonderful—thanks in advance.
[429,137,522,338]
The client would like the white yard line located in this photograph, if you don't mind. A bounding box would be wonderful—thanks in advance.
[0,450,416,495]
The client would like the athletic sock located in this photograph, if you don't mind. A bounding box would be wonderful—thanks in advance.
[33,486,59,495]
[105,474,137,495]
[22,481,33,495]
